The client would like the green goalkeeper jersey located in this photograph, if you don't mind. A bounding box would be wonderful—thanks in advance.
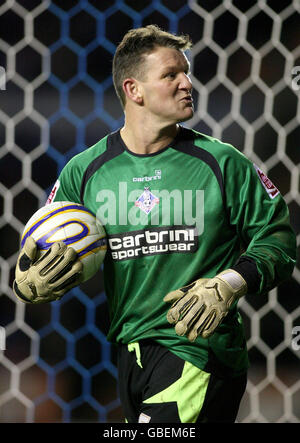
[50,126,296,377]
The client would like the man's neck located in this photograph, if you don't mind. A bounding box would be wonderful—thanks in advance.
[120,121,179,155]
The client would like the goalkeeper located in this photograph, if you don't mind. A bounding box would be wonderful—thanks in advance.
[13,25,297,423]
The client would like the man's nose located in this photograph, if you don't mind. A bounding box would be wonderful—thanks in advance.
[179,73,193,91]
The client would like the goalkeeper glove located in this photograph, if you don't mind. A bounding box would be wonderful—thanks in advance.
[13,237,83,304]
[164,269,247,341]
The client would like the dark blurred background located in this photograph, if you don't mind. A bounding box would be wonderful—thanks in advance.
[0,0,299,423]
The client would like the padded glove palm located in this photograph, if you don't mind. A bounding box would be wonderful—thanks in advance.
[13,237,83,304]
[164,270,247,341]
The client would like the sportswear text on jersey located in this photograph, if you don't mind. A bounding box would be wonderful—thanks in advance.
[108,225,198,261]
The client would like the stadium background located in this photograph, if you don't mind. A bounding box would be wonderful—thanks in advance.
[0,0,299,423]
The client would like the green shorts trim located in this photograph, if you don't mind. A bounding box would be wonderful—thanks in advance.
[143,360,210,423]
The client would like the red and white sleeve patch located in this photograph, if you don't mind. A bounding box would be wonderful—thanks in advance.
[46,179,60,205]
[253,164,280,199]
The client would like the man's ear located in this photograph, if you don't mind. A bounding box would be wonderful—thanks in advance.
[122,78,143,105]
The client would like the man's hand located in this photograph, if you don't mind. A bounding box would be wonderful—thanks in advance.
[13,237,83,304]
[164,270,247,341]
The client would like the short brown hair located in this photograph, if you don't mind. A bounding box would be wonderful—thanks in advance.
[112,25,192,108]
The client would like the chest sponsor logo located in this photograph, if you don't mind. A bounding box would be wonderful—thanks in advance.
[108,225,198,261]
[253,164,280,199]
[133,170,161,182]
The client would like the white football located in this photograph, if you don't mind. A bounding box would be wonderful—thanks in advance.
[21,201,107,282]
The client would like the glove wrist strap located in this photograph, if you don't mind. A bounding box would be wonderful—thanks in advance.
[217,269,248,297]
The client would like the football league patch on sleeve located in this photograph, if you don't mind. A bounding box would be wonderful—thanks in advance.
[46,179,60,205]
[253,164,280,199]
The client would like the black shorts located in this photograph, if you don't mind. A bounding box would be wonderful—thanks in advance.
[117,340,247,423]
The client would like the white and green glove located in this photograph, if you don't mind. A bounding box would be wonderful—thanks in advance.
[13,237,83,304]
[164,269,247,341]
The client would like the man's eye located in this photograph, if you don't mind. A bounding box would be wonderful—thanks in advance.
[166,72,176,79]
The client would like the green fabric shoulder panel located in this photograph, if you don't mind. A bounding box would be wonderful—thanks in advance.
[53,136,108,205]
[191,129,249,167]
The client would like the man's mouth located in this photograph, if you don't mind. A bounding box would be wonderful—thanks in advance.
[181,96,193,102]
[180,96,193,106]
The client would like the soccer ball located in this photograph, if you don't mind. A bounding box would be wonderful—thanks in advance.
[21,201,107,282]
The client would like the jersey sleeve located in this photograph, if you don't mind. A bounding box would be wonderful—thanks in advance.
[46,137,108,206]
[47,156,83,205]
[223,146,296,295]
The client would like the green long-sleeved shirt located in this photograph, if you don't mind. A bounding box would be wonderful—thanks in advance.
[51,126,296,376]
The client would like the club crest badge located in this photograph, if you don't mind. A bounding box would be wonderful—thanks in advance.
[135,186,159,215]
